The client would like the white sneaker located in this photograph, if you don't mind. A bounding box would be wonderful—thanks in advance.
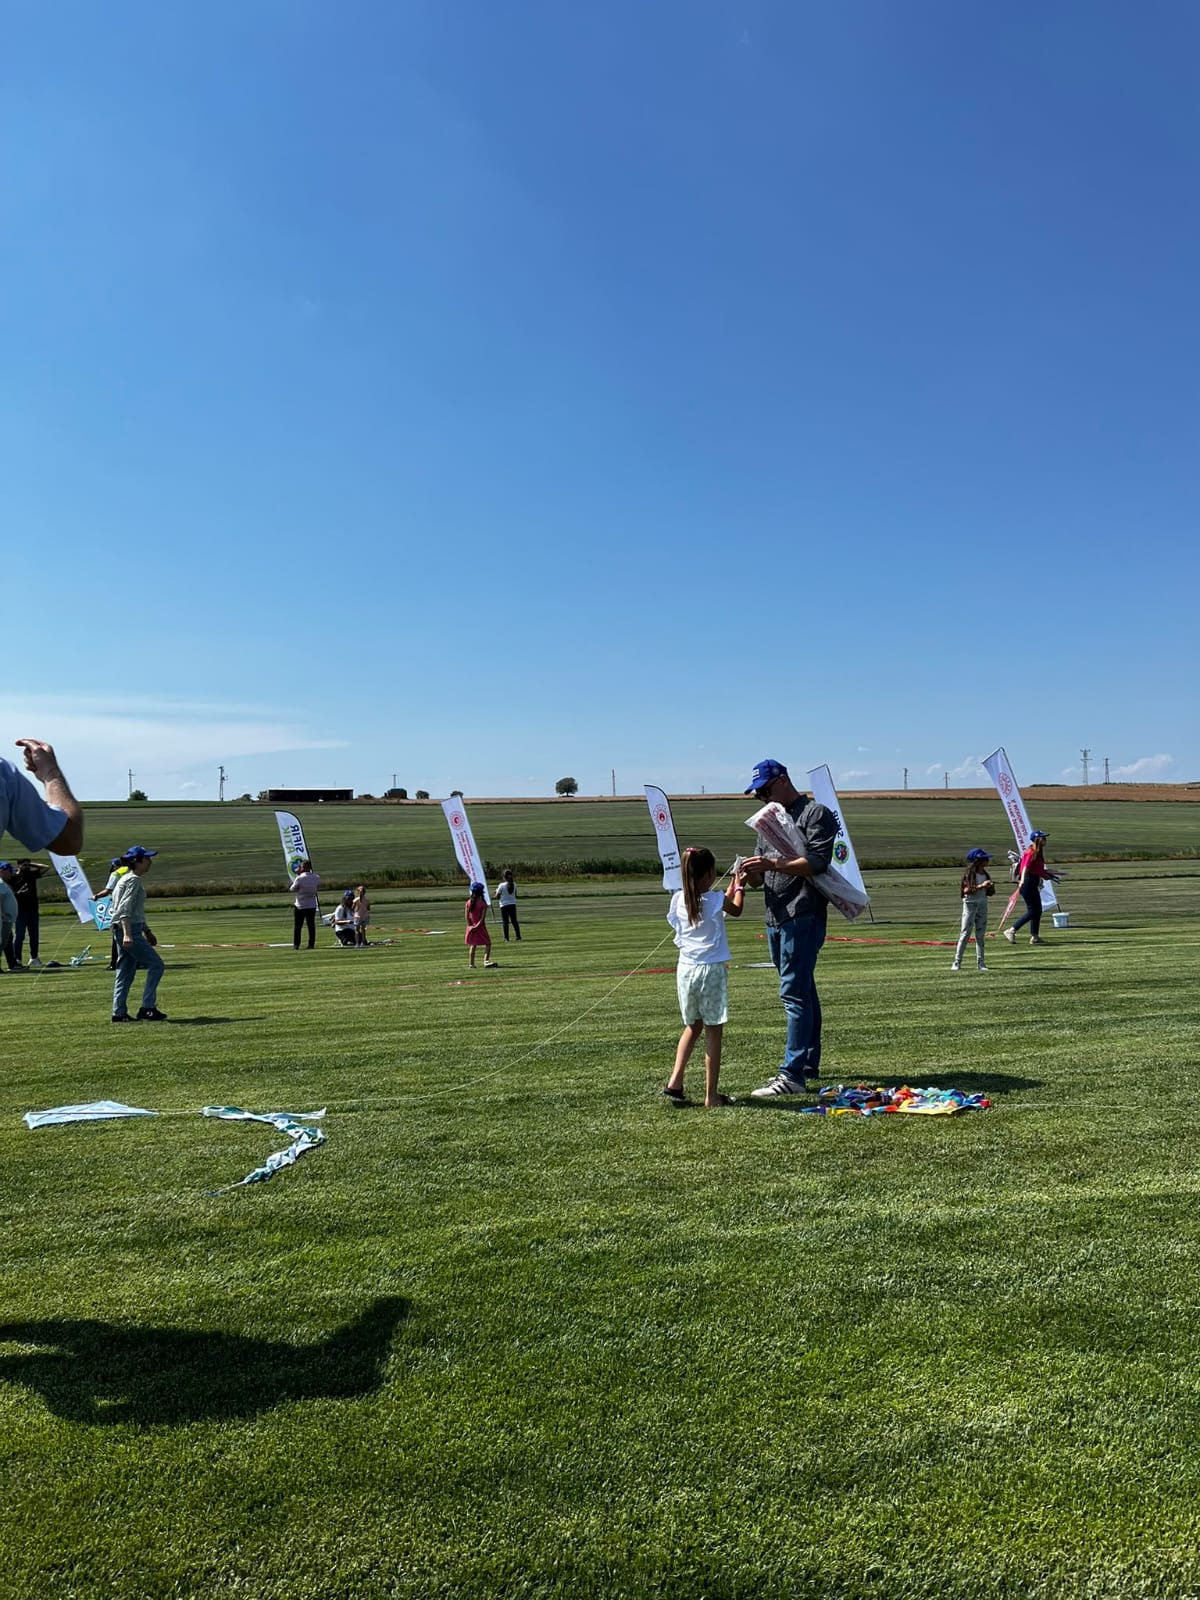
[950,963,961,972]
[750,1073,806,1098]
[1002,928,1016,944]
[977,965,989,973]
[28,958,42,969]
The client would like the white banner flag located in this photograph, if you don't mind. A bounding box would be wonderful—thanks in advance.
[49,853,95,924]
[981,748,1058,910]
[806,765,867,897]
[643,785,683,892]
[275,812,311,878]
[744,802,870,921]
[441,799,490,903]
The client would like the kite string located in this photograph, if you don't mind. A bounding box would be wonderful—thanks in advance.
[389,857,745,1108]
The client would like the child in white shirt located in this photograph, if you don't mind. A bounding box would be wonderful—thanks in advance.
[662,847,746,1108]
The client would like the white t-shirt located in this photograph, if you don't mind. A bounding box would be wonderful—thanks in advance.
[667,889,731,965]
[496,880,517,906]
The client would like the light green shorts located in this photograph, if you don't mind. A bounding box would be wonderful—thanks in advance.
[677,959,729,1026]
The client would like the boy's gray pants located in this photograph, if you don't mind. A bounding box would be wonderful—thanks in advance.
[955,895,988,966]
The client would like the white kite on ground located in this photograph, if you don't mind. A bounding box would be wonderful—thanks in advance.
[24,1100,158,1129]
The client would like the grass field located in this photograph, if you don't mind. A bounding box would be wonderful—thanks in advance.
[3,857,1199,1598]
[59,796,1200,897]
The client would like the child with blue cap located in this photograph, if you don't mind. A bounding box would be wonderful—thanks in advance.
[951,848,995,972]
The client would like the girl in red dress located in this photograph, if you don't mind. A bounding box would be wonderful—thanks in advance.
[464,882,497,969]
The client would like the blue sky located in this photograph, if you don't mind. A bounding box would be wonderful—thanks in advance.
[4,1,1196,800]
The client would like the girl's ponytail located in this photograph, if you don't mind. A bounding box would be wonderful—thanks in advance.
[681,846,716,926]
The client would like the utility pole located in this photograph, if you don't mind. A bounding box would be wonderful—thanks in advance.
[127,768,134,798]
[219,765,226,802]
[1080,747,1092,786]
[944,771,949,790]
[611,768,616,798]
[392,772,397,792]
[1104,756,1110,784]
[903,767,908,791]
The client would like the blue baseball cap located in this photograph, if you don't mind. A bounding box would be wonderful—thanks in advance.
[1029,830,1047,842]
[470,881,485,893]
[744,758,787,796]
[0,862,11,872]
[966,848,991,862]
[123,846,158,860]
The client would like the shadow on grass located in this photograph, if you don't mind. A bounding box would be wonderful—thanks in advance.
[741,1071,1042,1112]
[0,1296,410,1426]
[166,1016,268,1026]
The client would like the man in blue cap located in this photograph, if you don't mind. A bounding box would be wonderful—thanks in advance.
[739,759,838,1095]
[110,846,167,1021]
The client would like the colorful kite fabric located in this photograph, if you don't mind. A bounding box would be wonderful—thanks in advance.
[202,1106,327,1190]
[799,1085,990,1117]
[24,1100,158,1129]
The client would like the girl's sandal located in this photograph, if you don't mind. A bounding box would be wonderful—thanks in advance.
[661,1086,688,1104]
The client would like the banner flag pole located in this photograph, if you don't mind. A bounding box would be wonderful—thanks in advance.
[441,799,490,902]
[981,748,1058,913]
[806,764,871,919]
[643,785,683,893]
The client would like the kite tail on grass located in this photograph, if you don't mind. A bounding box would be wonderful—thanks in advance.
[202,1107,327,1194]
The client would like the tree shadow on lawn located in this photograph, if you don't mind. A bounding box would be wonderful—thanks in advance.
[0,1296,410,1427]
[742,1071,1042,1112]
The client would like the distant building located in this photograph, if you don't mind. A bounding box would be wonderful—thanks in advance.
[265,788,353,804]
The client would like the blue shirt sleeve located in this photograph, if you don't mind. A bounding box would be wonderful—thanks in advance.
[1,759,67,852]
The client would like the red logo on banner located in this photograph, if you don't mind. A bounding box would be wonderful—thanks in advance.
[998,773,1012,796]
[451,812,465,828]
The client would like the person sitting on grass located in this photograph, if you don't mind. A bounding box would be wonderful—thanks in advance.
[333,891,356,947]
[110,846,167,1022]
[662,847,747,1108]
[465,883,497,969]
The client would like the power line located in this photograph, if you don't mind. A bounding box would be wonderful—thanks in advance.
[1080,747,1092,785]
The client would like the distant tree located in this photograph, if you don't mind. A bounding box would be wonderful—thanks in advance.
[358,792,376,801]
[450,789,464,798]
[257,790,271,802]
[236,792,253,802]
[385,787,408,799]
[555,776,579,797]
[128,789,148,802]
[415,789,430,800]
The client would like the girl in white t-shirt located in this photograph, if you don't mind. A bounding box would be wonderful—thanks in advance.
[662,847,746,1108]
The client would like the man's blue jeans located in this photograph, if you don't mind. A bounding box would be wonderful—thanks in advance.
[766,914,826,1081]
[113,923,164,1017]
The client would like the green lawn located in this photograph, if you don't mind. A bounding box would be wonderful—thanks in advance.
[2,863,1199,1597]
[70,795,1200,896]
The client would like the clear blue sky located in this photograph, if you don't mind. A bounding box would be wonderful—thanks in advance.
[4,1,1196,800]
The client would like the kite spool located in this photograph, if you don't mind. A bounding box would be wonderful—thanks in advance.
[1051,911,1070,929]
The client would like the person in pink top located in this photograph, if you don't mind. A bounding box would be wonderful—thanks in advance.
[464,882,497,969]
[1003,830,1060,946]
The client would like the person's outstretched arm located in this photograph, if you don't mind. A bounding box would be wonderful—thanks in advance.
[15,740,83,855]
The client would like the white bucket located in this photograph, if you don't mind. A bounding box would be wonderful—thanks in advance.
[1051,911,1070,929]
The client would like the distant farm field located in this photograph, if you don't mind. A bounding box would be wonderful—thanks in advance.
[66,796,1200,897]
